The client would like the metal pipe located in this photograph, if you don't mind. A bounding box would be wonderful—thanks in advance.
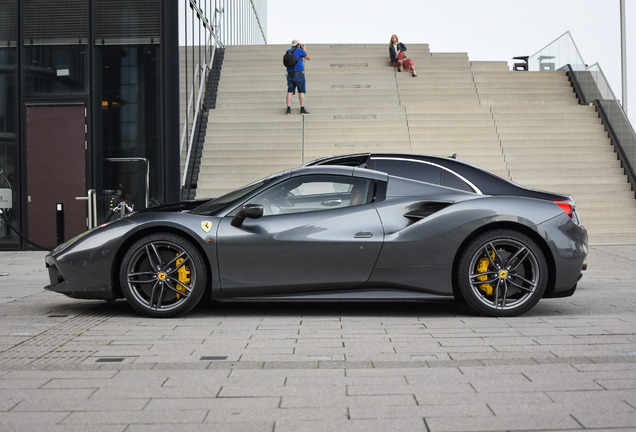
[620,0,628,113]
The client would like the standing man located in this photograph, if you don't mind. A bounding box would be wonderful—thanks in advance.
[286,39,310,115]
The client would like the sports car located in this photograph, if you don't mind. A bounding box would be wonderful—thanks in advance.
[45,164,588,318]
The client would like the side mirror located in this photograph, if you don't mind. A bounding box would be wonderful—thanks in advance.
[231,203,264,227]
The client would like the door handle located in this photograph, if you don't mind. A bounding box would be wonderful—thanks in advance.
[354,231,373,238]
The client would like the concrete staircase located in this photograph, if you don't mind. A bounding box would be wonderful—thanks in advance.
[189,43,636,244]
[473,71,636,244]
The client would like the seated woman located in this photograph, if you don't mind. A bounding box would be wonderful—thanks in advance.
[389,34,417,77]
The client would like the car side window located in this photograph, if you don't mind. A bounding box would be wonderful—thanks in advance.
[245,175,373,216]
[373,159,473,192]
[374,159,442,184]
[441,171,473,192]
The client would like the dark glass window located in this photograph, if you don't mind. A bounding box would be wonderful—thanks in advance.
[96,44,161,220]
[373,158,473,192]
[0,49,16,134]
[22,0,88,96]
[374,159,443,184]
[93,0,162,220]
[23,45,87,95]
[1,0,18,248]
[442,171,473,192]
[0,47,18,248]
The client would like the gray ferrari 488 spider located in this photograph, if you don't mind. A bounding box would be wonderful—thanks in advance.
[45,162,588,318]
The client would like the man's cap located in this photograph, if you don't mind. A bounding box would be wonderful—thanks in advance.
[292,39,301,46]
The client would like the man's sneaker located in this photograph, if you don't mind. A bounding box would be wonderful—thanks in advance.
[300,107,310,114]
[285,107,291,115]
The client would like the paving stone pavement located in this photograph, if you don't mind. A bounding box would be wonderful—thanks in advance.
[0,245,635,431]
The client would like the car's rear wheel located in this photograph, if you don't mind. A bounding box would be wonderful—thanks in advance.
[456,229,548,317]
[120,233,207,317]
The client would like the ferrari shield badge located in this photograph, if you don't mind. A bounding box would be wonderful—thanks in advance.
[201,221,213,233]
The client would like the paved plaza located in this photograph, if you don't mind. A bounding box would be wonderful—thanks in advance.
[0,244,635,431]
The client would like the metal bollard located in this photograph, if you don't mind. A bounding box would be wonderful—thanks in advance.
[56,203,65,246]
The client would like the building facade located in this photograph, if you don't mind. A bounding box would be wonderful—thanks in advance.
[0,0,266,251]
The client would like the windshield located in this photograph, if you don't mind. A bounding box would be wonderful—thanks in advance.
[190,175,281,216]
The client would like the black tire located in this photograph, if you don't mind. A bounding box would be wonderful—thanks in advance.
[119,233,208,317]
[455,229,548,317]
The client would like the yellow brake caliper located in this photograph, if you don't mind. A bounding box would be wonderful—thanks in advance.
[476,250,495,295]
[175,256,191,299]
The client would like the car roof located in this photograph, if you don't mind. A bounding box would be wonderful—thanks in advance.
[307,152,504,180]
[290,165,389,181]
[306,152,569,200]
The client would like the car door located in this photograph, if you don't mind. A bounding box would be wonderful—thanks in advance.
[215,174,384,293]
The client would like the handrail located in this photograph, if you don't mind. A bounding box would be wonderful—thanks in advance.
[595,100,636,190]
[181,61,208,187]
[181,32,219,188]
[179,66,199,156]
[563,64,587,105]
[180,7,224,189]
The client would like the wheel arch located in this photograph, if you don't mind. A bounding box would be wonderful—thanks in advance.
[111,225,213,299]
[450,221,556,299]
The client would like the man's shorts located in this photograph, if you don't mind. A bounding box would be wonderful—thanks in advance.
[287,71,306,94]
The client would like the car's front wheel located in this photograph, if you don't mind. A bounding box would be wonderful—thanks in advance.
[120,233,207,317]
[456,229,548,317]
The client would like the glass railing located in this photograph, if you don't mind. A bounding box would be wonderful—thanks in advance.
[528,31,587,72]
[572,64,635,174]
[528,31,636,188]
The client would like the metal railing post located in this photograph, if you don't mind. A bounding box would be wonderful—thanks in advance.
[75,189,97,230]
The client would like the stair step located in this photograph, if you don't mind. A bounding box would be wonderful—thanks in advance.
[527,182,633,194]
[506,160,621,170]
[512,174,628,185]
[576,199,636,210]
[502,146,613,155]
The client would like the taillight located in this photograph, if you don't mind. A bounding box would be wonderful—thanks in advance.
[554,201,574,218]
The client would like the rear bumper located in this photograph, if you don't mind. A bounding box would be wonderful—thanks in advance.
[540,214,588,297]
